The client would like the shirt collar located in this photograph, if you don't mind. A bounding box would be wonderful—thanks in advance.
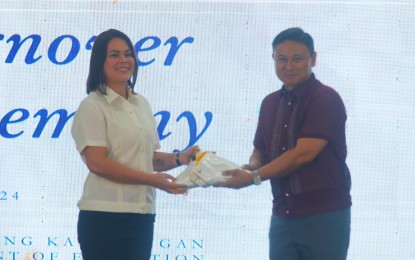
[280,73,317,101]
[101,87,138,104]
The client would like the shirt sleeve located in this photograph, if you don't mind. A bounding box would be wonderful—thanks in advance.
[154,130,161,151]
[253,100,267,152]
[71,99,108,154]
[298,90,346,141]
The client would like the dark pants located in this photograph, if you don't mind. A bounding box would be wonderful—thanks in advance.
[78,210,156,260]
[269,208,351,260]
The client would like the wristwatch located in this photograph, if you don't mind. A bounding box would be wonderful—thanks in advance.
[251,170,262,185]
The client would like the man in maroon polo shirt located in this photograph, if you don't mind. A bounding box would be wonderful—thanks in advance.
[220,27,352,259]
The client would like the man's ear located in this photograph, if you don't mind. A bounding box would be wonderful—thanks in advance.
[311,52,317,67]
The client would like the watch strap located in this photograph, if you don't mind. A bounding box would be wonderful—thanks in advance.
[251,170,262,185]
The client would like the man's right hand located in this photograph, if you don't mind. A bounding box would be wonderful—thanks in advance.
[242,162,260,171]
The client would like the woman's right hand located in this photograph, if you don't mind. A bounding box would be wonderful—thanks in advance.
[149,173,188,194]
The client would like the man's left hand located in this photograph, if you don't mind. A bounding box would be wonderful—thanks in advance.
[216,169,253,189]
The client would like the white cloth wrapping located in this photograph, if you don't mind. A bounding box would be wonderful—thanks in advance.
[175,151,240,188]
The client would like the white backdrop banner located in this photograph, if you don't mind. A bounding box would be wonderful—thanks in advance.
[1,1,415,259]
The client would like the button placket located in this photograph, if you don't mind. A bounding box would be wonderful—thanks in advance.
[124,101,141,128]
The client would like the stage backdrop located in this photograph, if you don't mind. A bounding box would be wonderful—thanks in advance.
[1,1,415,259]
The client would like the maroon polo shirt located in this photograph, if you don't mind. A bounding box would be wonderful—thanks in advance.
[254,73,352,218]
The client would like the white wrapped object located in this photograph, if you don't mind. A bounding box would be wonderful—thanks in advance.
[175,151,240,188]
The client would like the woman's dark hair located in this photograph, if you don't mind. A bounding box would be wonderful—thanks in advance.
[86,29,138,94]
[272,27,314,55]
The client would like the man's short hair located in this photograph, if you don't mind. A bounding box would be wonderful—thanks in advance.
[272,27,315,55]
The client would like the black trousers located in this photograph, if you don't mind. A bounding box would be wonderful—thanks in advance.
[78,210,156,260]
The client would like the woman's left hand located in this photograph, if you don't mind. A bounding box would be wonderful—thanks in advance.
[179,145,200,165]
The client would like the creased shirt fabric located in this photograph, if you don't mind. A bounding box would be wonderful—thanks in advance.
[254,74,352,218]
[71,88,160,214]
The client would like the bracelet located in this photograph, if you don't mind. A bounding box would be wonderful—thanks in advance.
[175,152,182,166]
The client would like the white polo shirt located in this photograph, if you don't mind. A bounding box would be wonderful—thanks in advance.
[71,88,160,214]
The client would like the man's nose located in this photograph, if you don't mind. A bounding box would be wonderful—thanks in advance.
[285,60,293,69]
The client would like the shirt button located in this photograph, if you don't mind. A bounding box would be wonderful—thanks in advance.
[288,102,291,106]
[286,210,290,214]
[282,147,286,151]
[285,193,290,197]
[284,124,288,128]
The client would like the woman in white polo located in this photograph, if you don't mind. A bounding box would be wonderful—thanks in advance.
[71,29,198,260]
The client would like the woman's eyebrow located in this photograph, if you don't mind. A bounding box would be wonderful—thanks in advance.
[108,49,131,53]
